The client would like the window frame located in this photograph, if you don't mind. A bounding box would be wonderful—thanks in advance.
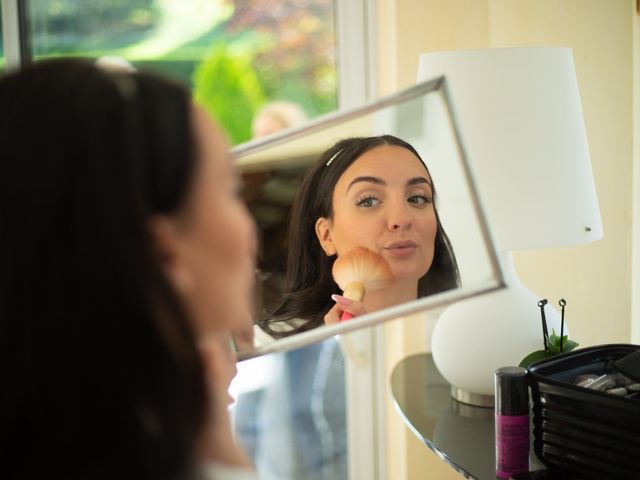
[334,1,385,479]
[1,0,30,71]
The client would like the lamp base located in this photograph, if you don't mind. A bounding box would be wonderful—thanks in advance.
[450,386,494,408]
[431,252,565,401]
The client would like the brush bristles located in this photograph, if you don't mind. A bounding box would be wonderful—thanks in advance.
[332,247,394,292]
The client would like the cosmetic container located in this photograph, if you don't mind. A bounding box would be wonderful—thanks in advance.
[528,344,640,479]
[495,366,529,479]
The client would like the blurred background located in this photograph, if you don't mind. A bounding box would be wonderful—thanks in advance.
[1,0,337,145]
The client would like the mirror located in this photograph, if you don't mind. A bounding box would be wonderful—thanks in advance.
[233,76,504,360]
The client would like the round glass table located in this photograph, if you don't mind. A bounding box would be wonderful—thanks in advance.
[390,353,554,480]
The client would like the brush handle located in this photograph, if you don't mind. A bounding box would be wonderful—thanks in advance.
[340,282,365,322]
[340,312,354,321]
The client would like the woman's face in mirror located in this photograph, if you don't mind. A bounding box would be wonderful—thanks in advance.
[316,145,437,287]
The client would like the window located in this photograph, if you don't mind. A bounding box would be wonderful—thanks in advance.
[14,3,377,478]
[26,0,337,145]
[0,6,4,74]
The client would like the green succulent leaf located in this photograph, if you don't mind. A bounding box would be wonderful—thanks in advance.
[519,349,554,368]
[520,329,580,368]
[547,329,579,354]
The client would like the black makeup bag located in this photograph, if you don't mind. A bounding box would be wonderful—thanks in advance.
[527,344,640,480]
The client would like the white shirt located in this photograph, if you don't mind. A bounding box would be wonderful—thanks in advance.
[198,462,258,480]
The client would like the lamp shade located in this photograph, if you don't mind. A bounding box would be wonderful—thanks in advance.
[418,47,602,251]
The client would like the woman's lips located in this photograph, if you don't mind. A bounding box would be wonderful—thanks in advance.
[384,240,418,257]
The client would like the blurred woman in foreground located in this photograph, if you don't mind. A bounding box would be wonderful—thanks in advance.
[0,59,256,480]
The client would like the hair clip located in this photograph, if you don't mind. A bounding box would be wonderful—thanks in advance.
[326,149,343,166]
[95,56,137,101]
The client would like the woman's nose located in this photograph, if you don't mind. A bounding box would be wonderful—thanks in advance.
[387,200,412,231]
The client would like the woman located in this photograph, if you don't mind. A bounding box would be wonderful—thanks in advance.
[261,134,459,335]
[0,59,256,479]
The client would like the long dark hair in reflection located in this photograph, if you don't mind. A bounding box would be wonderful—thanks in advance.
[260,135,460,337]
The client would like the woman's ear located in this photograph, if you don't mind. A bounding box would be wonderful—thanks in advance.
[315,217,336,256]
[148,215,195,296]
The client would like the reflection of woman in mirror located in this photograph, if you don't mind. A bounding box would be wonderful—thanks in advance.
[261,135,459,335]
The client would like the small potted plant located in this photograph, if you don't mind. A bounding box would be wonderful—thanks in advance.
[519,299,579,368]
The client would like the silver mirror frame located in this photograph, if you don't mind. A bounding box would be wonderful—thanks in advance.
[232,76,506,361]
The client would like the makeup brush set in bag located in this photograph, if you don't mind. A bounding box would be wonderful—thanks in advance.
[528,343,640,479]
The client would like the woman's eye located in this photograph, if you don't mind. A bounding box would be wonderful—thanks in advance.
[407,194,432,205]
[356,195,381,208]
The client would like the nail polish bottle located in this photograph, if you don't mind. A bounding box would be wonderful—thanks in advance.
[495,366,530,479]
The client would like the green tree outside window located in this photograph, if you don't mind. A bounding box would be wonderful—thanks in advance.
[27,0,337,144]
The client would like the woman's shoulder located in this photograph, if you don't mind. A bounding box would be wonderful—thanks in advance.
[196,462,258,480]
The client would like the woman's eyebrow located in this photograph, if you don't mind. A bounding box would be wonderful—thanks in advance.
[347,175,432,192]
[407,176,432,188]
[347,176,385,192]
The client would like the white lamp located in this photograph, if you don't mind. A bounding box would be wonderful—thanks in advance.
[418,47,603,405]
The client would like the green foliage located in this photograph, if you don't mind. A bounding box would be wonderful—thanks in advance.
[519,329,579,368]
[24,0,337,134]
[224,0,337,118]
[29,0,159,54]
[546,329,579,355]
[192,45,265,145]
[519,349,554,368]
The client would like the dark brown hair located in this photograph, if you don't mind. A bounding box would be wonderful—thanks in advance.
[260,135,459,336]
[0,59,207,479]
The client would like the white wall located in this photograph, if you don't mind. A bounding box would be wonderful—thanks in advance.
[633,1,640,344]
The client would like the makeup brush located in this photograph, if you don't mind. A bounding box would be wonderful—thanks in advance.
[332,246,394,321]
